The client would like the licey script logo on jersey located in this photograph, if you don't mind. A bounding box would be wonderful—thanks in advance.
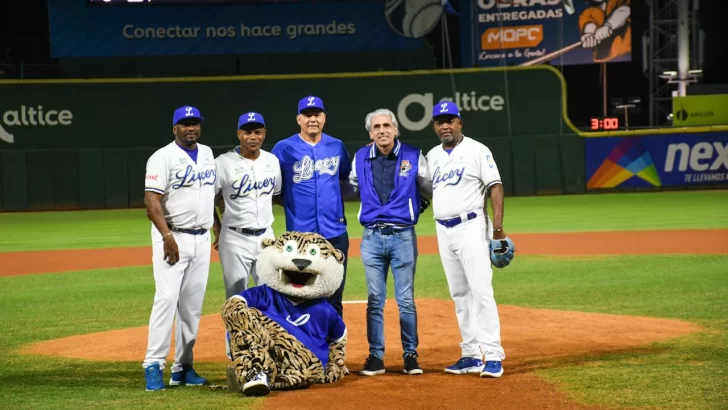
[230,174,276,199]
[172,165,217,189]
[432,166,465,189]
[292,155,340,183]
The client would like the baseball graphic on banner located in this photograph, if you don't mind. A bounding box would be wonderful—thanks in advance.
[385,0,445,39]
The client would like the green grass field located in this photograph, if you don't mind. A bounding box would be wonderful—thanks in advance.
[1,190,727,252]
[1,190,727,409]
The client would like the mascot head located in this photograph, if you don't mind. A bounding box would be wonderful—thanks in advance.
[256,231,345,300]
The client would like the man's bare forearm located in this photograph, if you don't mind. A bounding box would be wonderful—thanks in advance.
[489,183,504,229]
[213,194,223,226]
[144,192,171,235]
[273,194,284,207]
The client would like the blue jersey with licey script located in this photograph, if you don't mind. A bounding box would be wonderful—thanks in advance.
[271,133,351,239]
[238,285,346,368]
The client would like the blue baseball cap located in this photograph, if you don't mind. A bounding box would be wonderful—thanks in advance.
[173,105,204,125]
[298,96,325,114]
[432,101,461,119]
[238,112,265,129]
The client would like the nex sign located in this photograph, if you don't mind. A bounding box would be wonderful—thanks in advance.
[481,25,543,50]
[664,142,728,172]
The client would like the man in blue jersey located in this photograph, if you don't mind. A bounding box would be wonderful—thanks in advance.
[349,108,432,377]
[271,96,352,318]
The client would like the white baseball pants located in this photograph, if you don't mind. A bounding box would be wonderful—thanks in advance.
[217,226,274,298]
[142,227,211,373]
[218,225,274,360]
[435,211,506,362]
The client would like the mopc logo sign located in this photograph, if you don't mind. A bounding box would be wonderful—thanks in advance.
[397,92,505,132]
[0,105,74,144]
[482,25,544,50]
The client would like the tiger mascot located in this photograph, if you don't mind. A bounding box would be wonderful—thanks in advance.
[221,231,348,396]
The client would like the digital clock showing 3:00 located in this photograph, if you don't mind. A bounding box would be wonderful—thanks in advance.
[590,117,620,130]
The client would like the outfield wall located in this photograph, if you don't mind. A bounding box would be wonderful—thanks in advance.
[0,67,587,211]
[4,67,724,212]
[584,129,728,192]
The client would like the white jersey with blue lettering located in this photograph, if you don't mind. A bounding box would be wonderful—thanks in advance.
[426,134,507,364]
[425,135,501,220]
[144,140,217,230]
[215,147,282,230]
[142,139,216,374]
[214,147,282,301]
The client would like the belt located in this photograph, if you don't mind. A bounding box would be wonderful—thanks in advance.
[436,212,477,228]
[168,224,208,235]
[366,224,412,235]
[229,226,268,236]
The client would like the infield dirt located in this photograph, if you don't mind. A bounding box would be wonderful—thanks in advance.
[2,229,727,277]
[11,229,724,409]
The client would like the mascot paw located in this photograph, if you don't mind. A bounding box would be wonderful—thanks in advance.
[489,237,515,268]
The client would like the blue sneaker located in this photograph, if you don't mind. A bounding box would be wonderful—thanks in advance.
[144,363,165,391]
[444,357,484,374]
[170,364,208,386]
[480,361,504,378]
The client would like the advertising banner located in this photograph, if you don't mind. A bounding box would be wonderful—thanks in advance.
[586,132,728,189]
[0,67,573,149]
[459,0,633,67]
[47,0,421,57]
[672,94,728,127]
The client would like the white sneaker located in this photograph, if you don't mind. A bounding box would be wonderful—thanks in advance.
[242,370,270,397]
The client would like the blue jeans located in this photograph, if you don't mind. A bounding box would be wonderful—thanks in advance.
[360,226,419,360]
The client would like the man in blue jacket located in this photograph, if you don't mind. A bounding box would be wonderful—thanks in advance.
[271,96,352,318]
[349,108,432,377]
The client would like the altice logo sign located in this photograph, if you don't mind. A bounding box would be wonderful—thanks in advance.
[0,105,74,144]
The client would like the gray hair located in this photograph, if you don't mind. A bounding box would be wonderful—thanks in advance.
[364,108,399,136]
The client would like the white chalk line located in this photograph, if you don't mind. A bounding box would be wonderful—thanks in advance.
[342,300,367,304]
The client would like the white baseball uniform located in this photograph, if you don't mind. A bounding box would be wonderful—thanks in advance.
[142,140,217,373]
[426,135,506,362]
[215,147,281,298]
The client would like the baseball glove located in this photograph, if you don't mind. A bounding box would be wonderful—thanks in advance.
[489,237,515,268]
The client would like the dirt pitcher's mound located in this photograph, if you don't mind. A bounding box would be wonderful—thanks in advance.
[21,299,701,409]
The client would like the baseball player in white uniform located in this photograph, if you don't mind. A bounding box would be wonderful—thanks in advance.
[425,101,510,378]
[213,112,281,361]
[142,105,216,391]
[213,111,281,298]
